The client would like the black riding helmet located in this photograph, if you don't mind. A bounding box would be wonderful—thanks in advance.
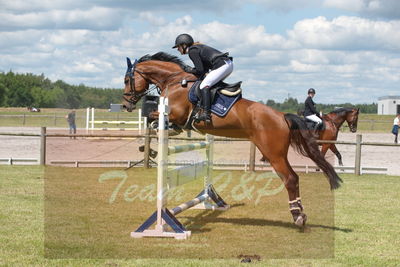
[172,33,194,48]
[308,88,316,94]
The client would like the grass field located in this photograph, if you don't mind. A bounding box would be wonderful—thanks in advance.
[0,107,395,132]
[1,166,399,266]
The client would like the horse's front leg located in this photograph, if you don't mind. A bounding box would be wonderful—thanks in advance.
[148,109,182,122]
[149,111,159,120]
[329,144,343,166]
[320,144,329,158]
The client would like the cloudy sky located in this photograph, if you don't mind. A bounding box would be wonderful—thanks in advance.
[1,0,399,104]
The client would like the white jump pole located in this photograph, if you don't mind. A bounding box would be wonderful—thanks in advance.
[91,107,95,132]
[138,109,142,133]
[156,97,169,232]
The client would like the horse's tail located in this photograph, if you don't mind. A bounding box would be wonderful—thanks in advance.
[284,113,342,190]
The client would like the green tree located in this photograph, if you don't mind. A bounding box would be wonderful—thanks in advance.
[0,82,6,106]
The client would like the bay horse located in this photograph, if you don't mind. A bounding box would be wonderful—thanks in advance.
[122,52,342,227]
[320,108,359,166]
[262,107,360,165]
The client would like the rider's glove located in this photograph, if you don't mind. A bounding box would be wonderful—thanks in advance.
[184,66,194,73]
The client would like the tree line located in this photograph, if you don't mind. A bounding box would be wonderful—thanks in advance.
[261,97,377,114]
[0,71,123,109]
[0,71,378,113]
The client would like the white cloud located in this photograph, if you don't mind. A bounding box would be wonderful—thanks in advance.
[1,2,399,104]
[0,0,243,14]
[0,7,124,30]
[250,0,321,12]
[288,16,400,51]
[138,12,167,26]
[324,0,400,19]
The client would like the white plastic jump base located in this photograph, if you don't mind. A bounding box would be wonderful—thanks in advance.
[131,229,191,240]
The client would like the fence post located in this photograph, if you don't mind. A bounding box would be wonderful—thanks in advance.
[23,113,26,126]
[40,127,46,165]
[143,127,151,168]
[354,134,362,175]
[249,142,256,172]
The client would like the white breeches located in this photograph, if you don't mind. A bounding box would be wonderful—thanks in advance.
[200,59,233,89]
[306,114,322,124]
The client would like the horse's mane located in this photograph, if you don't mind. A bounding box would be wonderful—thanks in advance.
[329,107,354,115]
[138,52,188,70]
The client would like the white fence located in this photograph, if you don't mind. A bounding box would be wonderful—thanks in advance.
[85,107,146,132]
[0,130,399,175]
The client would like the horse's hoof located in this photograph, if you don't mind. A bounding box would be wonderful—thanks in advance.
[295,213,307,227]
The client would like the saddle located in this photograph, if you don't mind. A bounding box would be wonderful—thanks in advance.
[305,117,325,131]
[187,80,242,104]
[183,79,242,130]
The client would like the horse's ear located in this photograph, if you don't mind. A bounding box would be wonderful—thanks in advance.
[357,107,360,113]
[127,57,132,68]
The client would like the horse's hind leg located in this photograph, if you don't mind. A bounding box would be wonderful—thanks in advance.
[266,155,307,226]
[253,129,306,226]
[274,158,306,226]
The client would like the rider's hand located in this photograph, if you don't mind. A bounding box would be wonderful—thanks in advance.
[184,66,194,73]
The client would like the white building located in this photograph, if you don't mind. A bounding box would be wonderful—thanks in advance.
[378,96,400,115]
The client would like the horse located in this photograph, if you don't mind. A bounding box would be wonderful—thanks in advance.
[319,108,359,166]
[122,52,342,227]
[262,107,360,166]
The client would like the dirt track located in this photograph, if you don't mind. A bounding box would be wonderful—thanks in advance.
[0,127,398,175]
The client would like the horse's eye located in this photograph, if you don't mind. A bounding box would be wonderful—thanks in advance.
[124,80,129,85]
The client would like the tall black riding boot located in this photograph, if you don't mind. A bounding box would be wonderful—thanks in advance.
[196,87,212,124]
[312,122,321,137]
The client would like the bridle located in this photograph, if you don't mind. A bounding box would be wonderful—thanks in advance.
[123,58,185,106]
[123,59,149,106]
[347,109,359,132]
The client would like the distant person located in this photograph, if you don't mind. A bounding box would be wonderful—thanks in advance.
[27,106,40,112]
[66,110,76,139]
[392,113,400,143]
[304,88,322,130]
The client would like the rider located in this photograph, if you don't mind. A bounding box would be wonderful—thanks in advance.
[304,88,322,130]
[173,33,233,124]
